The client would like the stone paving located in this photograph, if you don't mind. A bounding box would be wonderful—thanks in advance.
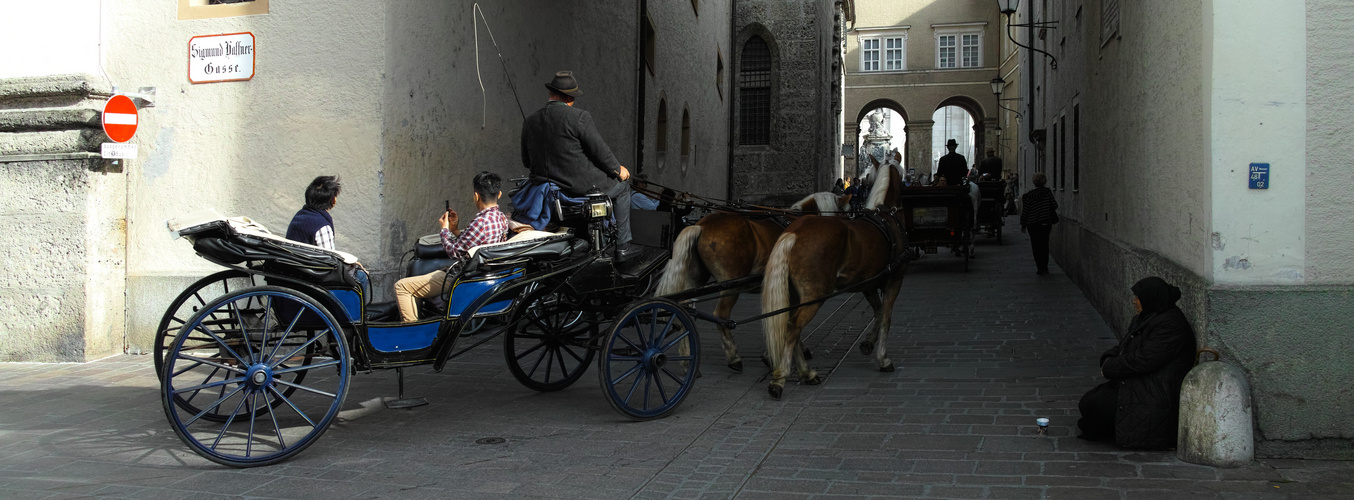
[1,215,1351,499]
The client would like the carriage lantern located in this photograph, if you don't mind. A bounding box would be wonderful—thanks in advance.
[585,189,612,220]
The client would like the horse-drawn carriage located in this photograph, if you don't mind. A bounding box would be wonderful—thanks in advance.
[974,180,1006,244]
[155,189,695,467]
[892,184,977,271]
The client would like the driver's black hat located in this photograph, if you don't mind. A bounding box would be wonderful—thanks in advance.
[545,71,583,97]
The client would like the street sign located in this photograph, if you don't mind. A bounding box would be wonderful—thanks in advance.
[102,94,138,143]
[101,142,138,159]
[188,32,256,84]
[1249,163,1269,189]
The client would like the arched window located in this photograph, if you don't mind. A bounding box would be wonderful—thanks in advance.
[681,107,692,170]
[738,36,771,145]
[656,98,668,168]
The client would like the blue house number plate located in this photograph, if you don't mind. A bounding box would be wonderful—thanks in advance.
[1249,163,1269,189]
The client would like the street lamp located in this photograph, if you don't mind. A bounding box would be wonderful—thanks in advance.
[997,0,1057,69]
[990,76,1023,118]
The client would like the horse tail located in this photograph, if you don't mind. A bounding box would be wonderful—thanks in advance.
[656,225,705,296]
[761,233,797,368]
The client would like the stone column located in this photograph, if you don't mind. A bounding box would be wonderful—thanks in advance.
[905,120,935,179]
[0,74,127,362]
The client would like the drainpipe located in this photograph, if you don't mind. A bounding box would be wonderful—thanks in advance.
[635,0,647,175]
[726,0,738,200]
[1026,1,1036,179]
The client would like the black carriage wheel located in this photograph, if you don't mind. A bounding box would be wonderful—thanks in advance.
[155,271,263,379]
[504,289,597,392]
[162,286,349,468]
[598,298,700,421]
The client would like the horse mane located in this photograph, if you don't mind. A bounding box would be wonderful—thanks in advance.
[790,192,842,213]
[865,160,902,209]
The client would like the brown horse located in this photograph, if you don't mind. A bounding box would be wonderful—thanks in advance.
[760,157,909,399]
[656,191,850,372]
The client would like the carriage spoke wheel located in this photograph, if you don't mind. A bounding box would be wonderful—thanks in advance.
[599,299,699,421]
[504,289,596,392]
[155,271,263,380]
[162,286,349,468]
[155,273,313,423]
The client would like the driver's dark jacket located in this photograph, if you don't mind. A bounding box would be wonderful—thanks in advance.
[521,100,621,197]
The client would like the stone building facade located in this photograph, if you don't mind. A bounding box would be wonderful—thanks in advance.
[0,0,733,361]
[730,0,849,207]
[1022,0,1354,458]
[844,0,1008,181]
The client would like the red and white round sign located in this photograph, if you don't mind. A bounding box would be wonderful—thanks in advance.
[102,95,138,143]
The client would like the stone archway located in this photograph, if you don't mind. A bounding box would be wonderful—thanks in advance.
[932,95,995,173]
[852,99,907,181]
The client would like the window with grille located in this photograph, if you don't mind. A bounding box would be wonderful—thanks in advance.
[938,35,956,68]
[884,37,905,70]
[861,38,880,71]
[739,36,771,146]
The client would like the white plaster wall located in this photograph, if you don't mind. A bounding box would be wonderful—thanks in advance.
[1041,0,1209,277]
[1208,0,1307,285]
[107,1,387,351]
[0,2,102,79]
[1304,0,1354,285]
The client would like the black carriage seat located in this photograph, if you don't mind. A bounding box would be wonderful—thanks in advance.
[170,216,361,289]
[464,229,587,273]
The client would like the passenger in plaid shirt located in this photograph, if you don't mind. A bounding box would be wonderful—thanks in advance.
[394,171,511,322]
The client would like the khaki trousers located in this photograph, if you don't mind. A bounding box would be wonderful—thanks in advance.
[394,270,449,322]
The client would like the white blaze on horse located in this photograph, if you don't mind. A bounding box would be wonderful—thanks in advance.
[656,191,851,372]
[760,155,910,399]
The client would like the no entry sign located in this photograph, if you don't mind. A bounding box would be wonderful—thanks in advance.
[102,95,138,143]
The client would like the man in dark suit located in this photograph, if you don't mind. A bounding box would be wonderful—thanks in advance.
[935,138,969,186]
[977,147,1003,180]
[520,71,639,261]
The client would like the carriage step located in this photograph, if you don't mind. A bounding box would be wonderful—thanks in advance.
[383,367,429,410]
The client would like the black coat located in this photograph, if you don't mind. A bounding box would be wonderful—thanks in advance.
[936,152,968,186]
[520,101,622,197]
[1099,306,1198,449]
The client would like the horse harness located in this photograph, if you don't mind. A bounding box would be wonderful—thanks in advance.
[852,207,910,275]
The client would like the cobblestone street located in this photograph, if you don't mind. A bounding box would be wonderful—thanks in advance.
[1,216,1350,499]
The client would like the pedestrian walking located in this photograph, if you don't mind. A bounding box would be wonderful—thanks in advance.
[1019,172,1058,274]
[1077,277,1197,449]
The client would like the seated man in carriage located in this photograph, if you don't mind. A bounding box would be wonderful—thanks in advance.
[517,70,641,263]
[392,171,510,322]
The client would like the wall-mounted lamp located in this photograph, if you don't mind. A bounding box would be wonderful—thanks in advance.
[997,0,1058,69]
[990,76,1024,118]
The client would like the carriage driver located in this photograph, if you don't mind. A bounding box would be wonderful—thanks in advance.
[519,70,641,263]
[392,171,510,323]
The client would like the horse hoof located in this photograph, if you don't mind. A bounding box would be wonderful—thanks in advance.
[804,374,823,385]
[729,360,744,373]
[768,386,783,400]
[879,362,895,373]
[802,349,813,361]
[859,341,874,355]
[760,355,770,367]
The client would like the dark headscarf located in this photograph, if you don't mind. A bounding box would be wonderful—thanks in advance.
[1131,276,1181,314]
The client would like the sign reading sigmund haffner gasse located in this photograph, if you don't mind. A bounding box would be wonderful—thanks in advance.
[188,32,255,84]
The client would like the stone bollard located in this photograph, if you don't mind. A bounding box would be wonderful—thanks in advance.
[1177,348,1254,467]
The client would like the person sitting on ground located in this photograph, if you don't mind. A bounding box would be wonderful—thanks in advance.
[1077,276,1198,449]
[286,176,342,250]
[393,171,510,323]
